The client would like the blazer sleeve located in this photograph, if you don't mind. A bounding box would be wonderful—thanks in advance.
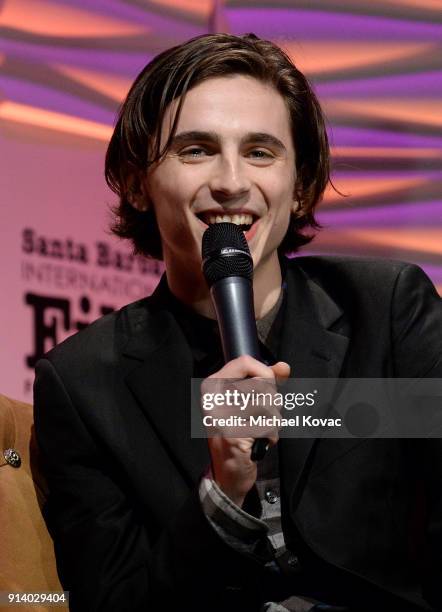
[391,263,442,609]
[391,263,441,378]
[34,358,273,612]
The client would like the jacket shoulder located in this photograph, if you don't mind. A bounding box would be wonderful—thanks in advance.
[291,254,412,282]
[38,296,150,373]
[289,255,422,296]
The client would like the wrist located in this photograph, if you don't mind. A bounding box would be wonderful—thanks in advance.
[214,480,246,507]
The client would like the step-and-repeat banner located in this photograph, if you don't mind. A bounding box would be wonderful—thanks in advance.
[2,130,163,400]
[1,0,441,402]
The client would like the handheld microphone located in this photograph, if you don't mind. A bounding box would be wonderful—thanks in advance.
[202,222,269,461]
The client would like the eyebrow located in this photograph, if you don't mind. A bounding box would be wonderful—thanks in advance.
[169,130,287,152]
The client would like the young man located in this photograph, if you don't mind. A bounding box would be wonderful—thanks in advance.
[34,34,442,612]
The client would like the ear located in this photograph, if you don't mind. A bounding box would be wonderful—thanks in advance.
[126,176,150,212]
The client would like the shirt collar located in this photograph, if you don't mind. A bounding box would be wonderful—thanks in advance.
[160,276,286,375]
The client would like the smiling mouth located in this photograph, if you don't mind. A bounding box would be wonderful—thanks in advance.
[196,212,257,232]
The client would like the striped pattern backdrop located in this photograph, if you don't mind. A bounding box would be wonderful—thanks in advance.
[1,0,441,292]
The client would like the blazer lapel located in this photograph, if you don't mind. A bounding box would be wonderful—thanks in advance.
[278,260,350,511]
[122,278,210,488]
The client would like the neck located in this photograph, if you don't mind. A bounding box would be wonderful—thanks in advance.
[252,251,283,319]
[165,251,283,321]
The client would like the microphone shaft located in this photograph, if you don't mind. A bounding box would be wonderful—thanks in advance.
[210,275,269,461]
[210,276,260,361]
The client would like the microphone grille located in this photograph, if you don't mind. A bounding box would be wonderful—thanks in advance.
[202,223,253,287]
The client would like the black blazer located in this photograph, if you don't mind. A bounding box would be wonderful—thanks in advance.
[33,256,442,612]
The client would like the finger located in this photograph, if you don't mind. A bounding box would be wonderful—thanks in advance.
[270,361,291,383]
[236,438,256,454]
[209,436,255,456]
[268,434,279,447]
[208,355,275,380]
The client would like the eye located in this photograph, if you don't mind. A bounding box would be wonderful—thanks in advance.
[179,147,210,159]
[246,149,274,160]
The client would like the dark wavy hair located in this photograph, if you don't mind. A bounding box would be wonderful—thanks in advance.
[105,33,331,260]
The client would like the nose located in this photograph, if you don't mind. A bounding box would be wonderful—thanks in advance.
[208,152,251,201]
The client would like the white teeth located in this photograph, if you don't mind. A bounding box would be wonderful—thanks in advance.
[202,213,254,225]
[200,213,255,225]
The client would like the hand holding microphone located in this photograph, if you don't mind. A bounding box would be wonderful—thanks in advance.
[203,356,289,506]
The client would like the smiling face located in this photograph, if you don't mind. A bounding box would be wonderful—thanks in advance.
[142,75,298,306]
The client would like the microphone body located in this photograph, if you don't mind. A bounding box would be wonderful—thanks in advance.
[210,276,260,361]
[202,223,270,461]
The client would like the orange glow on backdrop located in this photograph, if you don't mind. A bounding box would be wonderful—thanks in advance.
[323,176,429,205]
[53,65,132,103]
[149,0,211,18]
[325,99,442,129]
[0,101,112,141]
[284,41,435,75]
[0,0,148,38]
